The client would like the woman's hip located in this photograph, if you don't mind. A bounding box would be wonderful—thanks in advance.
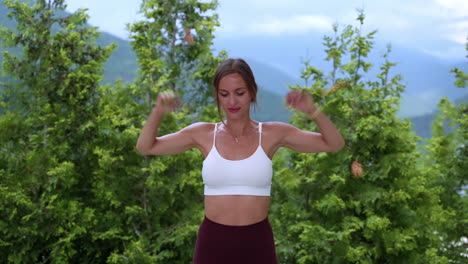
[192,215,278,264]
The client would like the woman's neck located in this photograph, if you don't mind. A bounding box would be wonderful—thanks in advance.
[225,117,254,137]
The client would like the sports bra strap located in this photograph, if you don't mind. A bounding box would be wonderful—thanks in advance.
[259,122,262,146]
[213,123,218,145]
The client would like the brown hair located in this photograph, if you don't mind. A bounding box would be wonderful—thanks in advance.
[213,58,258,120]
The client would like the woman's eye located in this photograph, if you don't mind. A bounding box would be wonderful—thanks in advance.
[220,94,228,97]
[237,93,245,96]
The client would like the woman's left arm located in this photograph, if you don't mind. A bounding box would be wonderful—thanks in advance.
[280,91,345,153]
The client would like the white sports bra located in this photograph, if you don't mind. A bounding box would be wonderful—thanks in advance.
[202,122,273,196]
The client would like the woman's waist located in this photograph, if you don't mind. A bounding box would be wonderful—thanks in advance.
[204,195,270,226]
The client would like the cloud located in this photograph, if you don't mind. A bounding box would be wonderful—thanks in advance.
[435,0,468,18]
[421,46,466,60]
[360,12,412,34]
[249,15,333,35]
[400,0,468,45]
[248,0,298,9]
[445,21,468,44]
[216,13,334,37]
[66,0,141,39]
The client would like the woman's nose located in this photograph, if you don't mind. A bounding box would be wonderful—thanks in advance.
[229,95,237,105]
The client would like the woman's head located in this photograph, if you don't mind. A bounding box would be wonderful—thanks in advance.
[213,58,258,120]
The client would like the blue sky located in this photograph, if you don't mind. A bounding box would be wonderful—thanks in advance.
[65,0,467,61]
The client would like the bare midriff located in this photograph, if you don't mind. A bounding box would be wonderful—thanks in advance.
[204,195,270,226]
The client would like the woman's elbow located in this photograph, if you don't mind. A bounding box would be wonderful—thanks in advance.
[329,139,345,152]
[136,143,152,155]
[337,140,346,152]
[135,144,145,154]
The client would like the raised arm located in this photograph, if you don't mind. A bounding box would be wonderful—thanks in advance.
[279,90,345,153]
[136,92,196,155]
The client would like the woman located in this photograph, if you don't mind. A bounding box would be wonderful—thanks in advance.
[136,58,345,263]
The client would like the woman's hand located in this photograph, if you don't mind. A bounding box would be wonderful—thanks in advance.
[286,90,316,114]
[155,91,181,114]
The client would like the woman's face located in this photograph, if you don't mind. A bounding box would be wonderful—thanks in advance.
[217,73,253,119]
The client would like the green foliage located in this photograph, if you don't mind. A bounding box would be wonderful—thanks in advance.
[93,0,222,262]
[0,0,114,262]
[270,11,450,263]
[422,40,468,262]
[2,1,465,263]
[128,0,222,110]
[93,81,206,263]
[451,41,468,88]
[1,0,221,262]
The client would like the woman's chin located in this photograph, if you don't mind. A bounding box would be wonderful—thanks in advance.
[224,112,248,120]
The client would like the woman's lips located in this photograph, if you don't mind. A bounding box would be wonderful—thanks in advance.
[228,107,240,113]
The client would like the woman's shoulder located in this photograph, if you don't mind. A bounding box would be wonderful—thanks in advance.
[261,121,296,131]
[182,122,217,135]
[260,121,301,141]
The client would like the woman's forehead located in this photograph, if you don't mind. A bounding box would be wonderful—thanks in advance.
[219,73,247,89]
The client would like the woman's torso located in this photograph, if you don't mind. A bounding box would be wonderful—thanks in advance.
[196,122,280,226]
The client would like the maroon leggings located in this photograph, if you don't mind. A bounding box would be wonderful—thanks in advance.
[192,216,278,264]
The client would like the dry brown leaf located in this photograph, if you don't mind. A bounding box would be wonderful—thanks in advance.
[322,81,347,96]
[184,28,195,44]
[351,160,363,179]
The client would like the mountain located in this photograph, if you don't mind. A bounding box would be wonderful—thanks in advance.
[98,33,138,84]
[0,2,139,85]
[247,58,300,95]
[213,33,468,117]
[388,46,467,117]
[1,1,467,128]
[409,93,468,139]
[252,88,292,123]
[0,2,291,123]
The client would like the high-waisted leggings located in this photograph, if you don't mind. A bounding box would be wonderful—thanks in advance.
[192,216,278,264]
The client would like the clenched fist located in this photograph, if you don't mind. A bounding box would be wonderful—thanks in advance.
[155,91,182,114]
[286,90,316,114]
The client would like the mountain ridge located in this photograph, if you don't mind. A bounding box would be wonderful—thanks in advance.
[1,1,466,127]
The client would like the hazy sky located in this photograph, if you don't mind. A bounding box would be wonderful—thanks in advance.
[65,0,467,61]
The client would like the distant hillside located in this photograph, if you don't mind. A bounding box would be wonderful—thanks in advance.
[410,93,468,139]
[214,31,468,117]
[0,2,292,123]
[0,2,138,85]
[2,1,466,128]
[98,32,138,84]
[247,58,300,95]
[390,45,467,117]
[252,88,292,123]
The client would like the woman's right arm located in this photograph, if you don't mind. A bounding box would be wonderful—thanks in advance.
[136,92,196,155]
